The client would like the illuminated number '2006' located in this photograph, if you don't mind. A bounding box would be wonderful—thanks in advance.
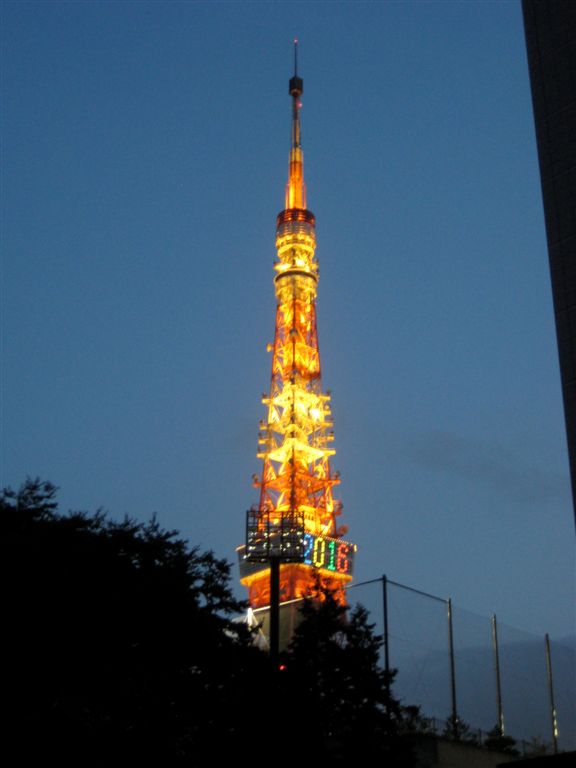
[302,533,353,575]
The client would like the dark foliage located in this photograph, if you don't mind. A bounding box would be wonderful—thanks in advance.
[400,704,435,735]
[483,725,520,755]
[3,479,417,764]
[2,478,266,763]
[275,584,414,765]
[442,713,479,744]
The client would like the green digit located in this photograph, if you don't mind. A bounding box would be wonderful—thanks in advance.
[328,539,336,570]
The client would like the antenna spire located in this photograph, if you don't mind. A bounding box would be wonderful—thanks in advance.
[286,40,306,210]
[294,38,298,77]
[289,39,303,98]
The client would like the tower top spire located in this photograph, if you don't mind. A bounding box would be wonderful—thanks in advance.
[289,39,303,97]
[285,39,307,211]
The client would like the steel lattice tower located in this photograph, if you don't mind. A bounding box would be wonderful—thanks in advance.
[238,44,356,625]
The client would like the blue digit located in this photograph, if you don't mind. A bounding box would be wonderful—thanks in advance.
[303,533,313,565]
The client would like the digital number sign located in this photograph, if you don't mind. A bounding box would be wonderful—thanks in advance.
[302,533,356,576]
[238,533,356,579]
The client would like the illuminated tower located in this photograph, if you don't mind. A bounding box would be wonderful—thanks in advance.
[238,45,356,631]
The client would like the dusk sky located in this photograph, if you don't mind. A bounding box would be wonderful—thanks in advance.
[2,0,574,665]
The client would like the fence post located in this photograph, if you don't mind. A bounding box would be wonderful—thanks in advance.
[544,633,559,754]
[447,597,458,736]
[492,614,505,735]
[382,574,390,677]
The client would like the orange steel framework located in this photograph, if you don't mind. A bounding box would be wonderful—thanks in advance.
[238,45,356,611]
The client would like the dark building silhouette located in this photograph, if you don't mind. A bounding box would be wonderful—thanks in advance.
[522,1,576,524]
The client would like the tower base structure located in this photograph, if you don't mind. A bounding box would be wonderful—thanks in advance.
[247,602,301,654]
[238,538,355,650]
[238,550,354,608]
[239,560,352,653]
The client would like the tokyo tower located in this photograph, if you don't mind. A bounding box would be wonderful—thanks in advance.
[238,44,356,640]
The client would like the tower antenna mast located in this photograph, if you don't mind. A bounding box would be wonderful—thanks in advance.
[294,37,298,76]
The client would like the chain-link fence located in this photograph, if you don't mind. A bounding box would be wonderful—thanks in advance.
[347,576,575,753]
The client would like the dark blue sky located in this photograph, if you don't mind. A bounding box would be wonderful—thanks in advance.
[2,0,574,646]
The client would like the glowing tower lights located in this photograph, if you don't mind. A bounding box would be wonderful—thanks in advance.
[238,44,356,627]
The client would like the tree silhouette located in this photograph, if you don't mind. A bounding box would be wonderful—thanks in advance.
[400,704,435,735]
[277,584,413,765]
[442,713,479,744]
[483,725,519,755]
[3,479,419,763]
[3,478,264,762]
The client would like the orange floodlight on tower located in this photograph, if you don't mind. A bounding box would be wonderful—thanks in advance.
[238,43,356,642]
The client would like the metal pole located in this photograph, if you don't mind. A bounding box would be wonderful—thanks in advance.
[544,633,559,754]
[382,574,390,677]
[382,574,390,712]
[491,614,505,735]
[447,598,458,737]
[269,557,280,667]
